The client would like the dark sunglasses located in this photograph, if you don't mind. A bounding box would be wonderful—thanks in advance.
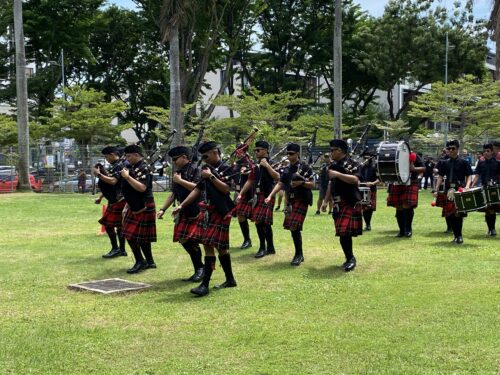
[446,147,457,151]
[287,152,297,155]
[254,148,264,152]
[330,147,341,152]
[172,155,183,161]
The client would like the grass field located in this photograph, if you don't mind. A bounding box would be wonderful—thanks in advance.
[0,190,498,374]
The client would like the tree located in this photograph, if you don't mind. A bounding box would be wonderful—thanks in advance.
[0,114,17,146]
[408,75,500,144]
[13,0,30,191]
[41,86,129,169]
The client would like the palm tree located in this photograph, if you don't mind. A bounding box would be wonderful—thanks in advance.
[13,0,30,191]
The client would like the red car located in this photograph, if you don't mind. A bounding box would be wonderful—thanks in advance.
[0,173,43,193]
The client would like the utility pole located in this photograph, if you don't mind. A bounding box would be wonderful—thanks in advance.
[333,0,342,139]
[444,32,449,146]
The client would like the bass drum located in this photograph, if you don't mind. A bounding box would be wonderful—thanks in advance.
[376,141,411,185]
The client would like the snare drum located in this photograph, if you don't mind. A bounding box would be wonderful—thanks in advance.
[484,184,500,205]
[359,186,371,206]
[454,187,487,213]
[376,141,411,185]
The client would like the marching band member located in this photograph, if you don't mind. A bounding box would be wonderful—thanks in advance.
[233,154,253,249]
[238,141,280,258]
[93,146,127,258]
[434,140,472,244]
[316,153,332,215]
[387,146,425,237]
[172,141,236,297]
[434,148,452,233]
[265,143,314,266]
[323,139,363,272]
[157,146,204,282]
[472,143,499,236]
[358,150,379,231]
[120,145,157,273]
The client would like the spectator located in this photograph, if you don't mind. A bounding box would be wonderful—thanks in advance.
[462,149,472,166]
[494,141,500,161]
[423,157,435,190]
[77,170,87,193]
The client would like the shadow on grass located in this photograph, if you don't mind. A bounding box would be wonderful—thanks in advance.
[306,264,347,279]
[421,231,455,239]
[432,240,481,249]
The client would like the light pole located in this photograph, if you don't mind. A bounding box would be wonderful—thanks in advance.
[333,0,342,139]
[443,32,454,146]
[48,48,64,98]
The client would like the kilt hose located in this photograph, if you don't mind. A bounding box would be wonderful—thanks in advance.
[283,199,309,232]
[173,214,200,243]
[122,201,157,243]
[335,200,363,237]
[442,200,467,218]
[98,199,126,228]
[193,206,231,250]
[236,198,253,219]
[251,193,275,225]
[387,183,419,209]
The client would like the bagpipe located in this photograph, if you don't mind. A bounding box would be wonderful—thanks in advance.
[270,143,291,171]
[306,126,319,165]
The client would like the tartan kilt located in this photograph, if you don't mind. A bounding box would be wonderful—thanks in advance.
[193,207,231,250]
[387,183,419,208]
[122,202,157,243]
[98,199,126,228]
[366,189,377,211]
[251,193,274,225]
[173,214,200,243]
[334,200,363,237]
[235,198,253,219]
[435,192,447,207]
[442,200,467,218]
[283,200,309,232]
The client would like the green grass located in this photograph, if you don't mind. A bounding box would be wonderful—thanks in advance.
[0,191,498,374]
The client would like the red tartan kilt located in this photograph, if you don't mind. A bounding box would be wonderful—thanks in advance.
[283,200,309,231]
[366,190,377,211]
[173,214,200,242]
[334,200,363,237]
[251,194,274,225]
[387,183,419,208]
[194,208,231,250]
[98,200,126,228]
[122,202,157,243]
[435,192,447,207]
[235,199,253,218]
[442,200,467,218]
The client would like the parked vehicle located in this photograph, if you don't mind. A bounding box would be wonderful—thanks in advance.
[152,174,169,192]
[53,176,97,193]
[0,173,43,193]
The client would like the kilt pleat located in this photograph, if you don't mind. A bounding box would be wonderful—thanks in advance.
[442,200,467,218]
[173,214,200,242]
[283,200,309,231]
[334,200,363,237]
[435,192,447,207]
[98,200,126,228]
[387,183,419,208]
[122,202,157,243]
[235,199,253,219]
[251,193,274,225]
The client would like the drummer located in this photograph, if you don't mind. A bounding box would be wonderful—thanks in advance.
[434,148,452,233]
[434,140,472,244]
[386,146,425,238]
[358,150,379,231]
[471,143,499,236]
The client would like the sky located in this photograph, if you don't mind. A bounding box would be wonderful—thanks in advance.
[108,0,493,20]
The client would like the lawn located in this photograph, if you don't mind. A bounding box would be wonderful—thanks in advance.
[0,190,498,374]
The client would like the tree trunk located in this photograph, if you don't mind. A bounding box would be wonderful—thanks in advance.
[333,0,343,139]
[13,0,30,191]
[169,25,183,144]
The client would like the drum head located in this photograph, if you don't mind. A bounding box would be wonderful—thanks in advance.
[396,141,410,185]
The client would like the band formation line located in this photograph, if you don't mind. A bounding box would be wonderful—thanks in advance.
[92,134,499,297]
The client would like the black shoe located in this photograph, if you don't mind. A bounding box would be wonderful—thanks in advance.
[126,261,147,274]
[255,248,267,258]
[396,232,405,237]
[102,248,122,258]
[455,236,463,244]
[365,225,371,231]
[488,229,497,236]
[275,206,280,211]
[240,240,252,249]
[405,231,412,238]
[214,280,237,289]
[119,250,127,256]
[146,263,157,269]
[190,284,209,297]
[344,257,356,272]
[266,248,276,255]
[290,255,304,266]
[183,267,204,282]
[315,210,320,215]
